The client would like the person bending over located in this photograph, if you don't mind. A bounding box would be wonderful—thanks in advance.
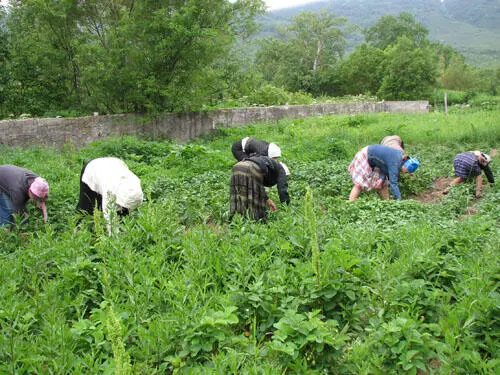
[349,144,419,201]
[231,137,281,161]
[230,155,290,221]
[443,151,494,198]
[0,164,49,227]
[77,157,143,233]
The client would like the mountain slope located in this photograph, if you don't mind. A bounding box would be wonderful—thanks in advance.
[260,0,500,67]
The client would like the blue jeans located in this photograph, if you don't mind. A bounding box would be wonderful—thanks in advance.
[0,192,14,226]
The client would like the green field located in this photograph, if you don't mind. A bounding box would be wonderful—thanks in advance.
[1,107,499,374]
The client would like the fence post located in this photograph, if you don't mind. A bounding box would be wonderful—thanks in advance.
[444,92,448,115]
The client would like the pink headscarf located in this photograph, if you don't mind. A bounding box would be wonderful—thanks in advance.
[30,177,49,199]
[29,177,49,223]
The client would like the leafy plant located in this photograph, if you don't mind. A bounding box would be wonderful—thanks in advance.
[268,308,347,365]
[0,108,498,373]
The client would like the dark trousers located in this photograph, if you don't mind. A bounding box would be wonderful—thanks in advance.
[76,161,102,215]
[76,161,129,218]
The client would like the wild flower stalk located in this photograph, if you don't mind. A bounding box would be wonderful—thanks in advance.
[93,204,105,238]
[304,187,320,286]
[105,304,132,375]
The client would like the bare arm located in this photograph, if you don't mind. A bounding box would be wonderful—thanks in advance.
[443,177,464,194]
[267,199,277,211]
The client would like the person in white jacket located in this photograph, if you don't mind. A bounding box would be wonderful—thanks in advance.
[77,157,143,233]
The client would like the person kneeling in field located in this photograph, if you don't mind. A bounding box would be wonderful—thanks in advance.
[348,144,419,201]
[231,137,282,161]
[443,151,494,198]
[0,165,49,227]
[77,157,143,233]
[230,155,290,221]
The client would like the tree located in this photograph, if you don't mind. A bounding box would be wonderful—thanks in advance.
[431,41,461,73]
[255,9,349,95]
[2,0,266,117]
[0,6,9,116]
[285,10,347,72]
[364,12,429,50]
[255,37,308,92]
[4,0,83,116]
[440,58,478,91]
[377,36,438,100]
[339,43,385,95]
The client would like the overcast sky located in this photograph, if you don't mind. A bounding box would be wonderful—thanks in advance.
[265,0,321,10]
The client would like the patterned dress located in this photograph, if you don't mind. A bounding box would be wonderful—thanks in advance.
[348,147,388,190]
[229,160,268,220]
[230,156,289,221]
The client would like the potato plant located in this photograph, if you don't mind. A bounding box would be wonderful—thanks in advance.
[0,107,499,374]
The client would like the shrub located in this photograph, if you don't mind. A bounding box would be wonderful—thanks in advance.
[247,84,290,106]
[430,89,473,106]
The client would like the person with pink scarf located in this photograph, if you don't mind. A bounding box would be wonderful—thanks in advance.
[0,165,49,226]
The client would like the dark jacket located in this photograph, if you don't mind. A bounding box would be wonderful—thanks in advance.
[248,156,290,204]
[0,165,38,212]
[481,164,495,183]
[367,145,405,200]
[232,138,270,161]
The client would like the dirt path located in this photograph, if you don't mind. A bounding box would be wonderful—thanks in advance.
[411,149,497,205]
[411,177,455,204]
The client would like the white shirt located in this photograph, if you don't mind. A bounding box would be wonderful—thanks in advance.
[82,157,143,224]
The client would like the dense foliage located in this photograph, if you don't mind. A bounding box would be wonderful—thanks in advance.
[1,107,499,373]
[255,10,349,96]
[260,11,498,100]
[0,0,266,117]
[2,2,499,119]
[268,0,500,68]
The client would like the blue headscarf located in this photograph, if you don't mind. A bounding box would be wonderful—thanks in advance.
[403,157,420,173]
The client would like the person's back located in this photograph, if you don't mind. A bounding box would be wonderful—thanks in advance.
[367,145,404,175]
[0,165,38,212]
[380,135,405,152]
[78,157,143,228]
[0,165,49,225]
[246,156,290,204]
[454,151,494,182]
[367,145,405,199]
[231,137,281,161]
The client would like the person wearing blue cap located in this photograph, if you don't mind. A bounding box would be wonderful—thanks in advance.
[443,151,494,198]
[349,144,420,200]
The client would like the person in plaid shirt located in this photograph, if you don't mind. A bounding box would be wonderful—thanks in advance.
[348,144,419,200]
[443,151,494,198]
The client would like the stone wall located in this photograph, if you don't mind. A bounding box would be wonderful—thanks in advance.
[0,101,429,148]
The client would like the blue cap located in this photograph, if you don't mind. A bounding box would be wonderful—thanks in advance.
[403,157,420,173]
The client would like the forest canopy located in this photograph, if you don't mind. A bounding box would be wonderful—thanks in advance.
[0,1,498,119]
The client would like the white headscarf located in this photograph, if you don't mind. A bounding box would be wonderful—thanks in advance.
[268,143,281,158]
[482,153,492,164]
[280,162,290,176]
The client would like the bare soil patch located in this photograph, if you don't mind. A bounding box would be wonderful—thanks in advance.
[412,176,483,218]
[411,177,455,204]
